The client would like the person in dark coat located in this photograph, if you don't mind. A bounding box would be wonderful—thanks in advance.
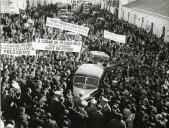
[68,104,77,128]
[108,113,126,128]
[91,105,105,128]
[16,107,30,128]
[21,88,33,107]
[86,100,97,128]
[29,112,44,128]
[75,106,88,128]
[50,95,66,123]
[44,113,58,128]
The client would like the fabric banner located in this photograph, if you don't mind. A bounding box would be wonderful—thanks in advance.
[1,6,19,14]
[1,43,36,56]
[104,30,126,44]
[35,39,82,53]
[46,17,90,36]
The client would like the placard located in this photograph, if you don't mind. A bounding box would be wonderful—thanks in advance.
[46,17,90,36]
[1,6,19,14]
[104,30,126,44]
[35,39,82,53]
[1,43,36,56]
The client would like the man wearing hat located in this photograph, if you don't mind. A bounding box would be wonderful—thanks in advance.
[108,113,126,128]
[100,97,111,114]
[21,88,33,107]
[29,112,44,128]
[44,113,58,128]
[91,105,105,128]
[100,97,111,127]
[17,107,30,128]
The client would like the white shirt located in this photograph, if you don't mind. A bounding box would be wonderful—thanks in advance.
[0,119,4,128]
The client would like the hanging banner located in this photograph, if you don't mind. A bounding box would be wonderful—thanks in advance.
[104,30,126,44]
[1,43,36,56]
[1,6,19,14]
[35,39,82,53]
[46,17,90,37]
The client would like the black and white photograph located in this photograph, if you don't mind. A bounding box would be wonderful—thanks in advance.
[0,0,169,128]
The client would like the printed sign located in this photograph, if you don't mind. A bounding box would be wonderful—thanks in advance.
[104,30,126,44]
[1,43,36,56]
[35,39,82,53]
[1,6,19,14]
[46,17,90,36]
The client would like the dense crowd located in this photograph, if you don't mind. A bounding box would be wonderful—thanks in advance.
[1,2,169,128]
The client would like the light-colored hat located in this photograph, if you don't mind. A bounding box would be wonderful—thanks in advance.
[12,81,20,90]
[91,99,97,104]
[102,97,109,102]
[81,100,88,107]
[112,80,118,84]
[54,91,62,96]
[167,70,169,74]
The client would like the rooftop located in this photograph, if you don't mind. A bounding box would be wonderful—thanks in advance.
[75,64,105,78]
[123,0,169,18]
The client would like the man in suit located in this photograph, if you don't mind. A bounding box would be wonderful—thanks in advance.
[99,97,111,127]
[92,105,105,128]
[44,113,58,128]
[108,114,126,128]
[29,112,44,128]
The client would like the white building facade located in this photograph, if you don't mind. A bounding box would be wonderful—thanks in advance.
[119,0,169,42]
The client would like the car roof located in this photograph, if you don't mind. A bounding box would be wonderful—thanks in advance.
[90,51,110,59]
[75,64,105,79]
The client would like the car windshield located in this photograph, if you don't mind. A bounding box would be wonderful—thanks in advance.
[85,77,99,89]
[74,76,86,88]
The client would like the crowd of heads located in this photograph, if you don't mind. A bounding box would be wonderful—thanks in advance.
[1,2,169,128]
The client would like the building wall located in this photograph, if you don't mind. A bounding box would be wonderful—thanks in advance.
[118,0,136,19]
[84,0,100,5]
[100,0,136,15]
[120,6,169,42]
[100,0,117,14]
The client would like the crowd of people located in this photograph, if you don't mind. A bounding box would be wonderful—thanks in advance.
[1,2,169,128]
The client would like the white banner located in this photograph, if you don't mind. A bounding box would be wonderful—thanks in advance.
[46,17,90,37]
[1,43,36,56]
[35,39,82,53]
[104,30,126,44]
[18,0,27,10]
[1,6,19,14]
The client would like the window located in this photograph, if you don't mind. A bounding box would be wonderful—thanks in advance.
[112,0,116,7]
[112,0,119,7]
[116,0,119,7]
[141,17,144,28]
[150,22,153,33]
[122,10,124,20]
[74,76,86,87]
[134,14,137,24]
[74,76,99,89]
[128,12,130,21]
[86,77,99,86]
[161,26,165,38]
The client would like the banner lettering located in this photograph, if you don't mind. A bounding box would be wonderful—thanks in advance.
[35,39,82,53]
[1,43,36,56]
[46,17,90,37]
[1,6,19,14]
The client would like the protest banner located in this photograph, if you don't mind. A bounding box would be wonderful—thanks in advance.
[35,39,82,53]
[104,30,126,44]
[46,17,90,36]
[1,6,19,14]
[1,43,36,56]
